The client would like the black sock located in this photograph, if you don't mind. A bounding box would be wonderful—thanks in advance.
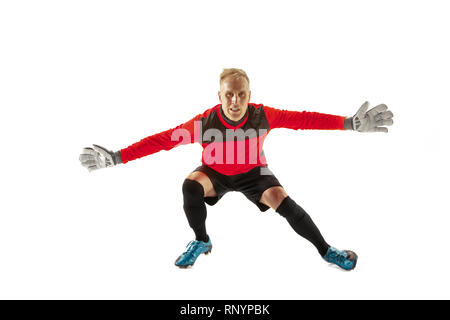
[182,179,209,242]
[276,196,330,256]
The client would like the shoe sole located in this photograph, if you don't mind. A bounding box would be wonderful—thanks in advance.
[175,247,212,269]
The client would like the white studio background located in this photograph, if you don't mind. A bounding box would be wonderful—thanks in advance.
[0,0,449,299]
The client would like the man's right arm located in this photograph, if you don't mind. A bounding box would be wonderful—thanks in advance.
[79,107,214,172]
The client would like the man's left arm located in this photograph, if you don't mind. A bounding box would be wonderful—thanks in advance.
[263,101,393,132]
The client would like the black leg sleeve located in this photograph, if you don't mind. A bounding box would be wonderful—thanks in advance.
[276,196,330,256]
[182,179,209,242]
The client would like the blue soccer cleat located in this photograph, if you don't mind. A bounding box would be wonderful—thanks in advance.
[175,238,212,268]
[323,246,358,271]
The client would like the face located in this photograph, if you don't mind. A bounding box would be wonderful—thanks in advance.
[218,76,251,121]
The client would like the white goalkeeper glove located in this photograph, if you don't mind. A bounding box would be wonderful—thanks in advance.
[79,144,122,172]
[345,101,394,132]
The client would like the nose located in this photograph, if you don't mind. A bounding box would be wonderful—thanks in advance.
[231,95,237,104]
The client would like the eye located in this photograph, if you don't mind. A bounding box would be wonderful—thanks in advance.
[239,92,246,97]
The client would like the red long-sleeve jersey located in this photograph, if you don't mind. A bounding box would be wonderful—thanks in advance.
[119,103,346,175]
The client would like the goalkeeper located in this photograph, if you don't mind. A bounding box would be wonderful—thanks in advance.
[79,68,393,270]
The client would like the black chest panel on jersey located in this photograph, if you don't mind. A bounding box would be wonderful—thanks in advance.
[199,105,270,143]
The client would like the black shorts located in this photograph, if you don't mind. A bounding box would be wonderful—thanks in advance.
[192,165,283,212]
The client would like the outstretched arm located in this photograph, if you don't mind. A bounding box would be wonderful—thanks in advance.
[263,101,393,132]
[79,107,214,171]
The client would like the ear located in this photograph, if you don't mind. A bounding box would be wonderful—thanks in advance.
[218,91,222,103]
[248,90,251,102]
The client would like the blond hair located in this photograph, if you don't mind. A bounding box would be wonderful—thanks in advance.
[219,68,250,86]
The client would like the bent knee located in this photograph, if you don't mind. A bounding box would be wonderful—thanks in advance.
[185,171,216,198]
[182,179,205,199]
[260,186,288,210]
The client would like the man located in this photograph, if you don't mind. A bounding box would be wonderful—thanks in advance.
[79,68,394,271]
